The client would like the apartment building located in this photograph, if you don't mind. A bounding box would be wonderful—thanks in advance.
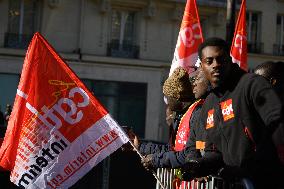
[0,0,284,188]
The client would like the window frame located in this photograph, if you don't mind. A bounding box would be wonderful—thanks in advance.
[107,8,139,58]
[5,0,42,49]
[246,11,263,53]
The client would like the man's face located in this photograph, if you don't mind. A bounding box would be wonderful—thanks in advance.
[192,71,208,99]
[201,46,231,88]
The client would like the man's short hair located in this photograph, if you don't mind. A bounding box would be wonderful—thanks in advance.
[198,37,230,58]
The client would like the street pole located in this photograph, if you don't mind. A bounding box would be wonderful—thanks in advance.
[226,0,236,46]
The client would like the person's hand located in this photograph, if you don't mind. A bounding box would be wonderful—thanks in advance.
[141,154,155,171]
[122,126,139,145]
[121,126,140,151]
[132,133,139,150]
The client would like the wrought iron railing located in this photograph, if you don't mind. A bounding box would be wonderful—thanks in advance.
[107,40,139,59]
[273,44,284,56]
[4,33,33,49]
[197,0,241,6]
[203,0,242,3]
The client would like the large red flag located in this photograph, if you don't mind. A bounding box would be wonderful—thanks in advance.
[170,0,203,75]
[231,0,247,71]
[0,33,129,189]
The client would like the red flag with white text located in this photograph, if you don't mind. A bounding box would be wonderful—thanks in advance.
[230,0,247,71]
[170,0,203,75]
[0,33,129,189]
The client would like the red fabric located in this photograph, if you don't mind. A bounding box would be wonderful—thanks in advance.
[177,0,203,59]
[174,100,203,151]
[230,0,247,71]
[0,138,3,148]
[0,33,108,171]
[170,0,203,75]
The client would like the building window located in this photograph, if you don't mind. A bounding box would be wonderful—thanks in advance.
[274,15,284,56]
[247,11,263,53]
[0,73,20,130]
[0,73,20,113]
[107,10,139,58]
[4,0,41,49]
[82,79,147,138]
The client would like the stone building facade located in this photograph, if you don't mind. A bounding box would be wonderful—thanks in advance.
[0,0,284,188]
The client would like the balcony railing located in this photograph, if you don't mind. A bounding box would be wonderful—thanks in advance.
[247,42,263,54]
[107,40,139,59]
[197,0,241,7]
[198,0,242,3]
[4,33,33,49]
[273,44,284,56]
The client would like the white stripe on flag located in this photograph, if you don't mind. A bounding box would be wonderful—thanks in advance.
[17,89,28,99]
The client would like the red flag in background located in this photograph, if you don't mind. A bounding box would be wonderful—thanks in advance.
[0,33,129,189]
[170,0,203,75]
[230,0,247,71]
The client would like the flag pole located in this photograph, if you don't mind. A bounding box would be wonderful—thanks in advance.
[127,139,167,189]
[226,0,236,47]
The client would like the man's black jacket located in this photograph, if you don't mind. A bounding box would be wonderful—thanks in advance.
[200,64,284,186]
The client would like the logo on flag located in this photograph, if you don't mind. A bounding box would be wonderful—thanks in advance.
[170,0,203,75]
[0,33,129,189]
[230,0,247,71]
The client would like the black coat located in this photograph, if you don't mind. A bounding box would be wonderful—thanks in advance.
[200,64,284,187]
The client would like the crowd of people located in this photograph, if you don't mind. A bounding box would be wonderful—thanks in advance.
[125,37,284,189]
[0,37,283,189]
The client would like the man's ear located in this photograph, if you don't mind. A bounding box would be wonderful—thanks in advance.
[270,78,277,86]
